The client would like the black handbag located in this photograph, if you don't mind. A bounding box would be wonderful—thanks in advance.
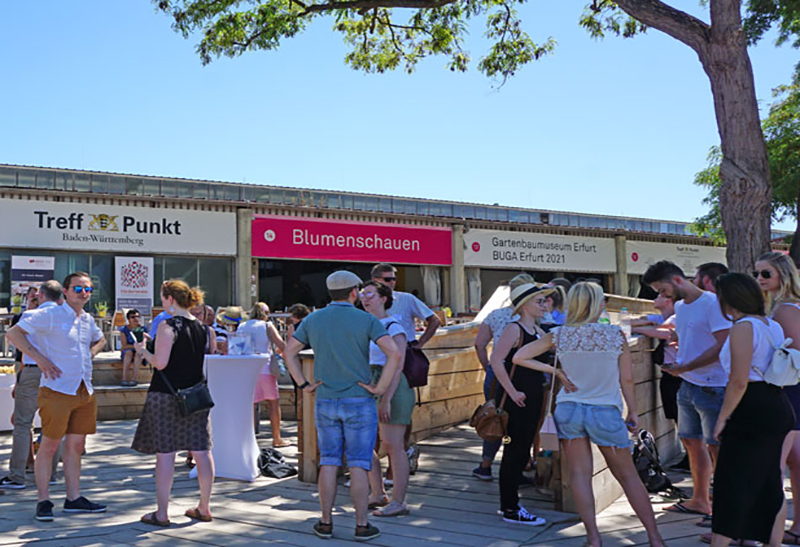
[158,369,215,417]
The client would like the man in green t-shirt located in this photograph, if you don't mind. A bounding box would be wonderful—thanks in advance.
[285,270,401,542]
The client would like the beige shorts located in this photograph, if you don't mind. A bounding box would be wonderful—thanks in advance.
[38,383,97,439]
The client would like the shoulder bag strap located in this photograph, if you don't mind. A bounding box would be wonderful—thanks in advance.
[545,330,560,418]
[157,368,179,397]
[497,323,524,408]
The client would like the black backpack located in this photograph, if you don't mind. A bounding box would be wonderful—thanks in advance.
[258,448,298,479]
[632,429,673,493]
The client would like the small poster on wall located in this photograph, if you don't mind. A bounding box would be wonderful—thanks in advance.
[10,256,55,313]
[115,257,154,317]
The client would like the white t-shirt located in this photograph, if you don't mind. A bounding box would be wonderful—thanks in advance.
[719,317,784,382]
[236,319,273,374]
[387,291,435,342]
[483,307,519,345]
[369,316,406,366]
[674,291,732,387]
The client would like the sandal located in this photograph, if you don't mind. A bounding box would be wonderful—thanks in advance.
[272,439,292,448]
[665,501,710,517]
[367,496,390,510]
[140,511,171,527]
[372,501,410,517]
[185,508,212,522]
[700,532,759,546]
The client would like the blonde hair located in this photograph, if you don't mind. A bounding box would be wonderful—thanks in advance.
[250,302,270,320]
[509,273,535,290]
[565,282,604,326]
[161,279,204,309]
[757,252,800,312]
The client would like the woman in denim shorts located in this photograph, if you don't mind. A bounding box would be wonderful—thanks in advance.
[514,282,664,547]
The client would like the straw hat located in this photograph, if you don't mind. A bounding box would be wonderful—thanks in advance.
[216,306,249,325]
[510,283,555,314]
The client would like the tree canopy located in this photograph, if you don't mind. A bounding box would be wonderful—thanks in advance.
[155,0,800,272]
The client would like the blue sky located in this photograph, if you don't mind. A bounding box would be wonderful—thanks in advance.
[0,1,797,228]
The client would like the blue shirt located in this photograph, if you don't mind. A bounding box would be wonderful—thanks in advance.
[149,311,172,340]
[293,301,388,399]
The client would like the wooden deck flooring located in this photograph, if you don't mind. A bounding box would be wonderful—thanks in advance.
[0,421,771,546]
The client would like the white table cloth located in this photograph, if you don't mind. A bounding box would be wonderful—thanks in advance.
[192,354,267,481]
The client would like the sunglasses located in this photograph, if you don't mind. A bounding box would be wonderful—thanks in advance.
[72,286,93,293]
[752,270,773,280]
[381,277,397,282]
[360,290,379,298]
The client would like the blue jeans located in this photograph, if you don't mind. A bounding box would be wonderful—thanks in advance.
[315,397,378,470]
[554,402,631,449]
[677,382,725,445]
[481,368,502,461]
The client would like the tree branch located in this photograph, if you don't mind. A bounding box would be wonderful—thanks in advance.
[615,0,710,53]
[301,0,456,16]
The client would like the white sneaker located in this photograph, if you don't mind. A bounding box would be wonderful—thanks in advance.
[502,506,546,526]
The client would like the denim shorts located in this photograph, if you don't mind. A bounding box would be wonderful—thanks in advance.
[554,402,631,449]
[677,382,725,445]
[315,397,378,470]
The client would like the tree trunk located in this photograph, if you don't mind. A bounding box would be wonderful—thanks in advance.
[615,0,772,273]
[700,13,772,273]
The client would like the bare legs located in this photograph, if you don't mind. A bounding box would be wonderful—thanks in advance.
[561,438,664,547]
[35,436,62,501]
[266,399,287,446]
[149,450,214,522]
[680,438,715,515]
[318,464,370,527]
[784,432,800,540]
[368,423,409,507]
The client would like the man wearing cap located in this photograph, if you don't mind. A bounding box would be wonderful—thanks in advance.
[284,270,402,542]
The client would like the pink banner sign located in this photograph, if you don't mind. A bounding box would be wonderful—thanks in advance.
[252,215,452,266]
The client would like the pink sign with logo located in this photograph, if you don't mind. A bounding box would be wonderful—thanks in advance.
[252,215,452,265]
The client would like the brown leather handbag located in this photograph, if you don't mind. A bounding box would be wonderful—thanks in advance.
[470,363,517,443]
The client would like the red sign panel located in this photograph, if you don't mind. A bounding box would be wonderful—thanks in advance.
[252,215,452,266]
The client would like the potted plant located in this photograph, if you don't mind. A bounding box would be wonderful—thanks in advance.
[95,301,109,318]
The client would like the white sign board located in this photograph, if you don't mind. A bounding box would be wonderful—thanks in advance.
[115,257,154,315]
[0,199,236,256]
[464,229,617,273]
[627,241,727,275]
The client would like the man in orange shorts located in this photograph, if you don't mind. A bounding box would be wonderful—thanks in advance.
[7,271,107,522]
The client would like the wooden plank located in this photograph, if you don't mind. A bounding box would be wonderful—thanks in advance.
[424,324,480,350]
[427,348,483,375]
[410,394,483,434]
[416,371,484,404]
[298,355,318,483]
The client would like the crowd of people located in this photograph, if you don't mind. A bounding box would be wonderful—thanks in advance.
[4,253,800,545]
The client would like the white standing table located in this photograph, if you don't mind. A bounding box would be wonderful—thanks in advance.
[190,354,267,481]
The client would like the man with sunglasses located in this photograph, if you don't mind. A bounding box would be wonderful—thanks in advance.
[370,263,442,477]
[7,271,107,522]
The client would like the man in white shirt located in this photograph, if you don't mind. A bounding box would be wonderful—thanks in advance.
[371,263,442,476]
[643,261,730,518]
[371,263,441,347]
[7,272,107,522]
[1,281,63,490]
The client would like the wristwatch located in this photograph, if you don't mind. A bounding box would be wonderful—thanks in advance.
[298,381,310,390]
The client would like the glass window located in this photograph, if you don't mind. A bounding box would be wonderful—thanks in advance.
[254,187,270,203]
[36,170,54,190]
[92,175,110,194]
[53,252,91,310]
[89,254,114,312]
[462,205,475,219]
[108,176,125,195]
[223,185,241,201]
[353,196,366,211]
[440,203,453,216]
[164,257,198,286]
[56,172,73,191]
[0,249,10,309]
[529,211,540,224]
[379,198,392,213]
[191,183,209,199]
[126,178,144,195]
[338,194,352,209]
[142,178,160,196]
[74,174,91,192]
[17,171,36,188]
[580,216,591,228]
[242,186,254,202]
[417,202,430,216]
[152,257,166,300]
[178,182,193,199]
[269,188,283,204]
[198,258,233,309]
[475,207,487,220]
[0,166,16,187]
[326,193,341,209]
[161,179,178,198]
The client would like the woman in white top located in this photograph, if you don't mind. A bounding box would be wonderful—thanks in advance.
[513,282,664,547]
[360,281,413,517]
[238,302,288,448]
[709,273,794,546]
[753,252,800,545]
